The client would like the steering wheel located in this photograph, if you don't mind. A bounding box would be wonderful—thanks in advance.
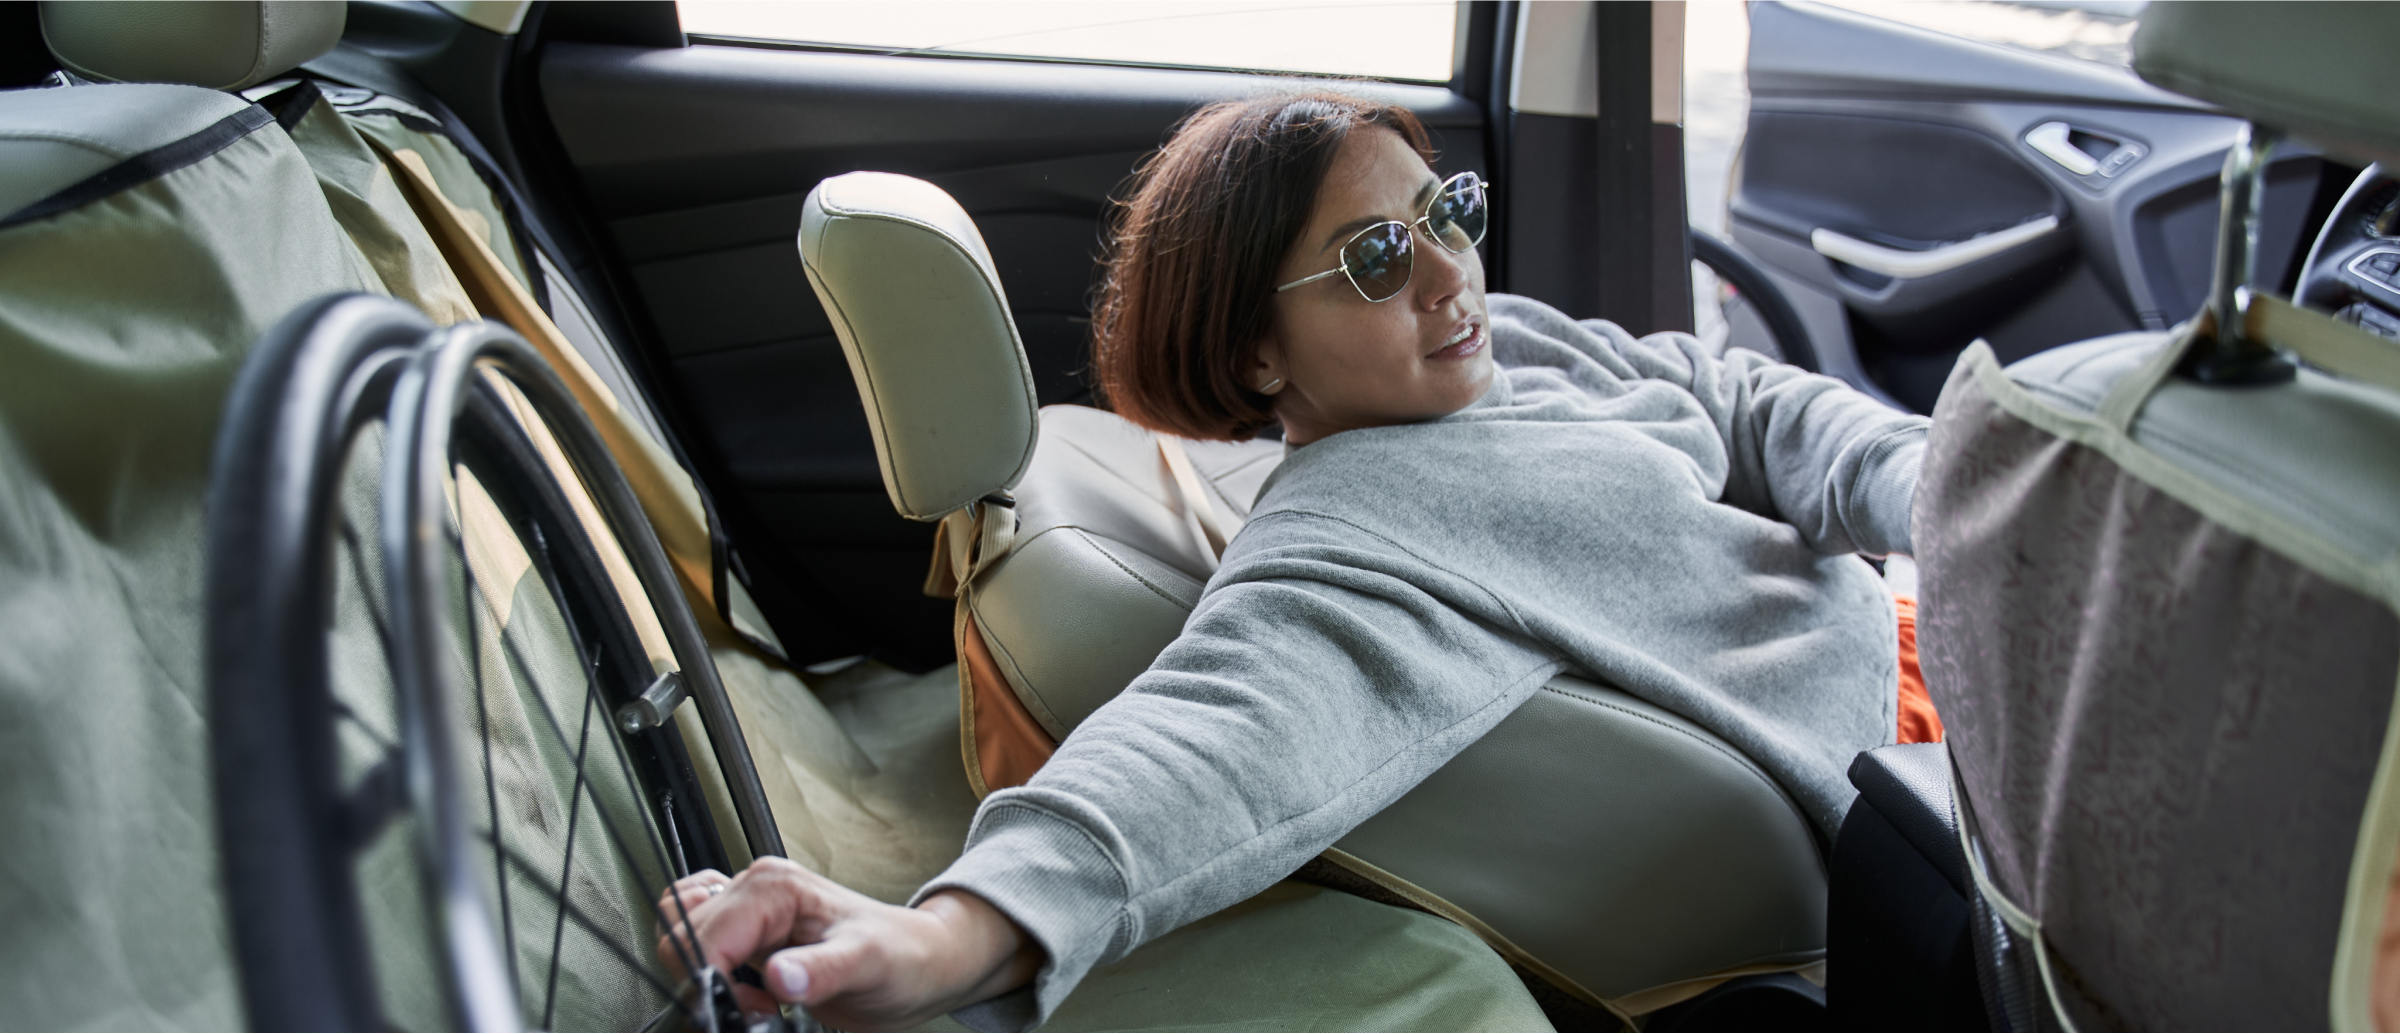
[1692,229,1821,374]
[2295,164,2400,341]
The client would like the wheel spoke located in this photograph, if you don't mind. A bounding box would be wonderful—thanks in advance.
[483,833,682,1003]
[340,517,397,661]
[455,504,519,1002]
[541,665,599,1030]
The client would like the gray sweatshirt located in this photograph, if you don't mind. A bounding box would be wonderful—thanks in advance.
[921,295,1927,1030]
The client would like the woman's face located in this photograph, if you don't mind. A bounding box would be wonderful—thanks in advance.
[1253,126,1493,445]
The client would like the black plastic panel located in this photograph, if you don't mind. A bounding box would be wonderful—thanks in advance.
[1737,112,2063,248]
[0,3,57,88]
[2131,155,2326,322]
[1505,112,1602,319]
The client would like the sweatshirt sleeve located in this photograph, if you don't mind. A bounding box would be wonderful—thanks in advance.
[912,520,1560,1031]
[1561,310,1927,557]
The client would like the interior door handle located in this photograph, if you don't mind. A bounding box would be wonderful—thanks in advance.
[1810,216,2060,280]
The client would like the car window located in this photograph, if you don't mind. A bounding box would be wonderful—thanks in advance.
[1812,0,2141,68]
[675,1,1460,82]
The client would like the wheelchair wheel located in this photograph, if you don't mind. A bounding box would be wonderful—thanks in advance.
[208,294,783,1031]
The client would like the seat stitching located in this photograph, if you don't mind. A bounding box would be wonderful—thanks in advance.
[965,602,1066,736]
[1066,530,1200,611]
[1537,682,1767,781]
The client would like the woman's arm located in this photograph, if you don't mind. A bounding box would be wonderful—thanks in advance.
[925,518,1560,1030]
[662,536,1555,1031]
[656,517,1551,1032]
[1503,297,1927,557]
[1630,342,1923,556]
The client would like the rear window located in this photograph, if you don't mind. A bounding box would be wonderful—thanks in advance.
[675,1,1460,82]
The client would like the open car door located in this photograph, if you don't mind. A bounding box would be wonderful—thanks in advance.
[1731,1,2352,413]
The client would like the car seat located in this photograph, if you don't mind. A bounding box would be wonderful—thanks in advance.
[1888,2,2400,1028]
[798,169,1838,1021]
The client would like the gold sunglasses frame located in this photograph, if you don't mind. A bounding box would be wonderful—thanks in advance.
[1274,171,1491,302]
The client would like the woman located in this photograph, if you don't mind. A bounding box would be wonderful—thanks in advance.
[660,92,1934,1031]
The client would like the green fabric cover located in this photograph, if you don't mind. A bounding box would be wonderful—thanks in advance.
[329,91,534,296]
[917,881,1554,1033]
[0,84,380,1030]
[280,90,478,324]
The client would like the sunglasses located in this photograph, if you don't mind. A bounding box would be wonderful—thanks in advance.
[1275,171,1491,303]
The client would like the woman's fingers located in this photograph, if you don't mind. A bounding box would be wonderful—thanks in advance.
[762,929,875,1005]
[659,869,731,916]
[652,869,733,976]
[689,857,865,973]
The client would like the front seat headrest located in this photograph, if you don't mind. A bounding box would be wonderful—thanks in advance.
[40,1,346,92]
[2134,1,2400,167]
[798,172,1040,522]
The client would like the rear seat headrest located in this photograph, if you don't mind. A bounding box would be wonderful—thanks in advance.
[2134,1,2400,167]
[41,1,345,92]
[799,172,1040,522]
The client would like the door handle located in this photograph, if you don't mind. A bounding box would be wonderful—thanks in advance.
[2025,122,2099,175]
[1810,215,2060,281]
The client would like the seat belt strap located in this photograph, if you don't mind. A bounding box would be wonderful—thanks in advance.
[367,137,728,636]
[1157,434,1240,560]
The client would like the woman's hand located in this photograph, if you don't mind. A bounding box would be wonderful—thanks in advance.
[654,858,1043,1032]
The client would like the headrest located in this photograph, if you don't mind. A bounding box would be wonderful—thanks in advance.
[41,1,346,92]
[798,172,1039,521]
[2133,1,2400,167]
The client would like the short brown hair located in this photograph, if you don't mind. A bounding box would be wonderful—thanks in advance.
[1091,92,1436,441]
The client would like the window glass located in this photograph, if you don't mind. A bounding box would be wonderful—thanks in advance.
[1686,1,1751,345]
[676,1,1459,82]
[1684,0,1749,239]
[1812,1,2141,68]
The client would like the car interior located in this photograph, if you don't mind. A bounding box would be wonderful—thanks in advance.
[3,0,2399,1031]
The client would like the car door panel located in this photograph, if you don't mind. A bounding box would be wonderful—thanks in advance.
[1738,111,2074,349]
[538,40,1484,666]
[1734,2,2333,414]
